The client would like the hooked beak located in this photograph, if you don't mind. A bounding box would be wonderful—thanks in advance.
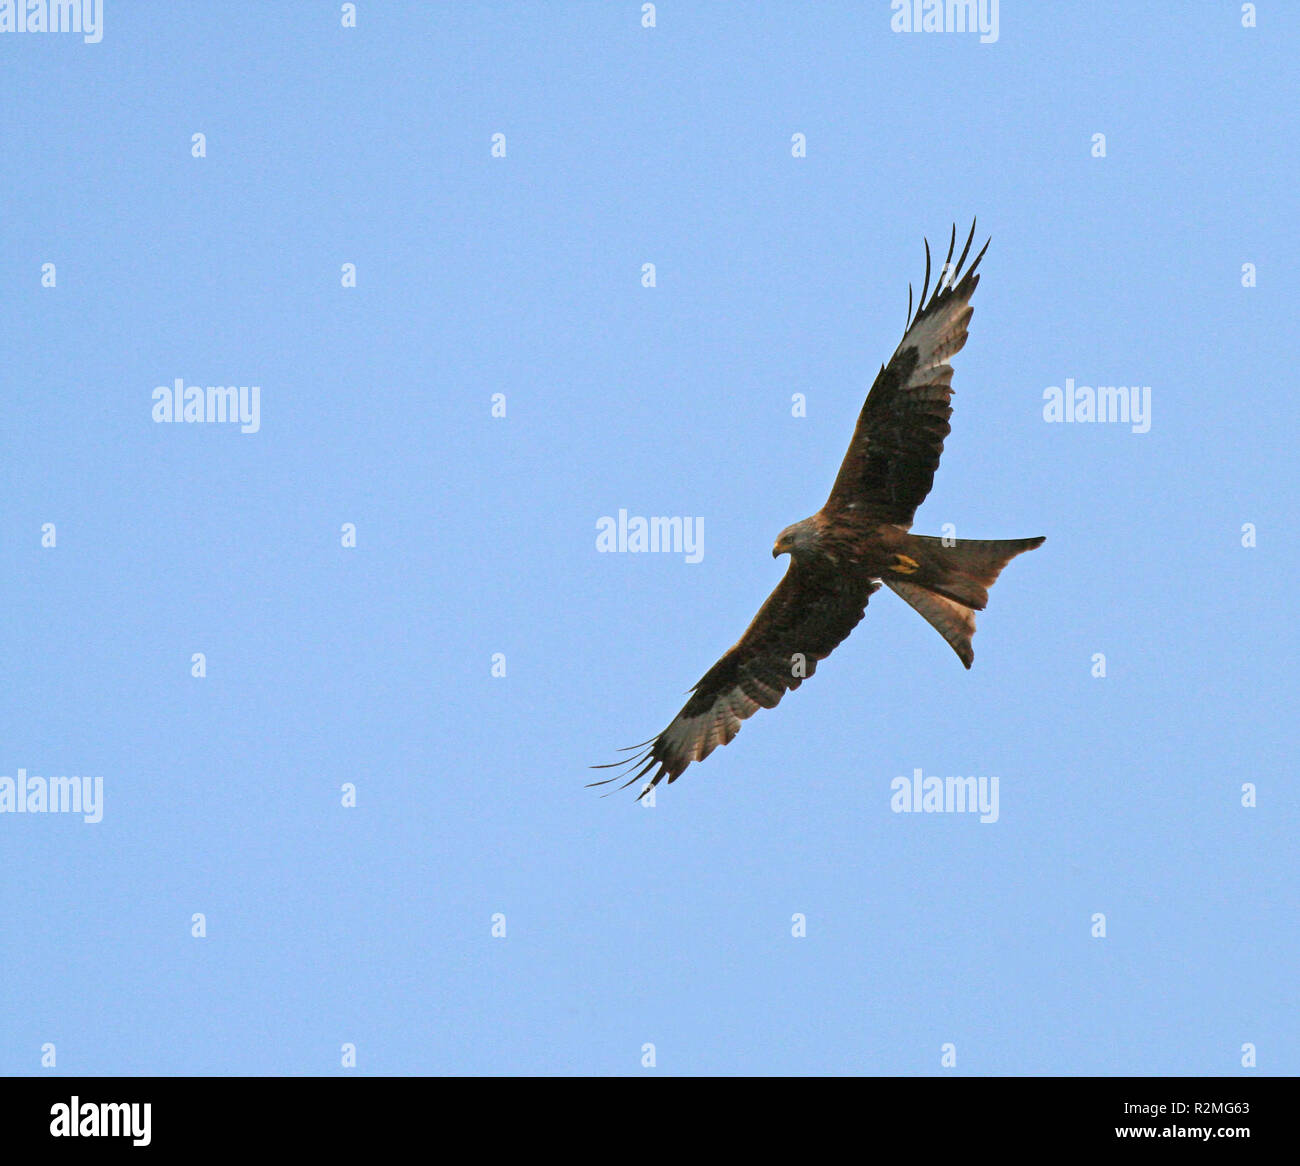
[772,543,782,558]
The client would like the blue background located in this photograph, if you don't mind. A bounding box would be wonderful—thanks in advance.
[1,2,1295,1076]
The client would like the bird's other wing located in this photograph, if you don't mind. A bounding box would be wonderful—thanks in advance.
[824,221,990,525]
[591,565,880,798]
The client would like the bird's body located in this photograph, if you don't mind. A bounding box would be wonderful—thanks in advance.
[594,222,1044,798]
[776,511,915,574]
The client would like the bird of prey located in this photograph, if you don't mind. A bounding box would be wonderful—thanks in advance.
[593,222,1044,798]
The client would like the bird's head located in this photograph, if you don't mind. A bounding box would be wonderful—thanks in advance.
[773,518,818,559]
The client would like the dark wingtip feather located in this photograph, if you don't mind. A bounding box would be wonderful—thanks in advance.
[905,222,986,334]
[919,238,932,309]
[954,217,976,281]
[589,741,667,799]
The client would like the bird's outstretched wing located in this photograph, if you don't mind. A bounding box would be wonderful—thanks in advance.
[591,566,879,798]
[824,220,989,525]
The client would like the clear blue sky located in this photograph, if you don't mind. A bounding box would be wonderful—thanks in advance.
[1,2,1296,1076]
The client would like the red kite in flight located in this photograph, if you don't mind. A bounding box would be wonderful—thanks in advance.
[593,222,1044,798]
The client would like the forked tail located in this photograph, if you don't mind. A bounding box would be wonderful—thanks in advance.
[883,534,1045,668]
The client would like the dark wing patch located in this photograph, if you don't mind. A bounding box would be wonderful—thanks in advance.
[591,566,879,798]
[825,221,989,525]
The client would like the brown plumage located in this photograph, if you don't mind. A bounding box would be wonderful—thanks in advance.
[592,222,1044,798]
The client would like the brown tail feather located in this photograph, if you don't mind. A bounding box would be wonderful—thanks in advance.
[885,534,1044,667]
[885,579,978,668]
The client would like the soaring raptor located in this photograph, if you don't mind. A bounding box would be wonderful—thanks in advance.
[593,222,1044,797]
